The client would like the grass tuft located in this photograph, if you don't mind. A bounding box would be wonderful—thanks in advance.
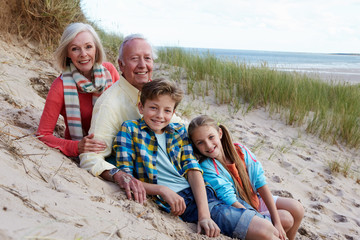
[327,159,353,177]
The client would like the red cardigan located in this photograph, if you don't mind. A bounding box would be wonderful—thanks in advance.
[37,62,120,157]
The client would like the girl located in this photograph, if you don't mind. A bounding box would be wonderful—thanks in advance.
[188,115,304,240]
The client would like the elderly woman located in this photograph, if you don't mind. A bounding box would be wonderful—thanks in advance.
[37,22,120,157]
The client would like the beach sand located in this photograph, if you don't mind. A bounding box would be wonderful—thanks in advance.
[1,37,359,240]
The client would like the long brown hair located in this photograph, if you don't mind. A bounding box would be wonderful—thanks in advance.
[188,115,256,209]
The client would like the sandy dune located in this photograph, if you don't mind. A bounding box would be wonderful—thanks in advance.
[0,37,359,239]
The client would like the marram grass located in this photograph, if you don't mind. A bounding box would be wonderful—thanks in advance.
[1,0,123,64]
[2,0,86,51]
[157,47,360,148]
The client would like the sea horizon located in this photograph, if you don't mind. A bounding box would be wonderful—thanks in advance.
[158,46,360,84]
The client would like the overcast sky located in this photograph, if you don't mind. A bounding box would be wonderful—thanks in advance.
[81,0,360,53]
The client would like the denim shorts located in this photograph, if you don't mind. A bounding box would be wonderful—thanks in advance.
[178,186,269,239]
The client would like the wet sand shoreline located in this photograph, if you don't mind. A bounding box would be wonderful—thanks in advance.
[278,67,360,84]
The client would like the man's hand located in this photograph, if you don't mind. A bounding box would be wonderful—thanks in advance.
[197,218,220,237]
[113,171,147,204]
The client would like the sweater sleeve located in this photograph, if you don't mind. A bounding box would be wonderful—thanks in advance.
[36,77,80,157]
[79,81,130,176]
[200,159,238,206]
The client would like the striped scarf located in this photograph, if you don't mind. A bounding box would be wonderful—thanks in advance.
[62,62,113,140]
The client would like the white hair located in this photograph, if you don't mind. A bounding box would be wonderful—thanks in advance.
[118,33,157,63]
[54,22,106,71]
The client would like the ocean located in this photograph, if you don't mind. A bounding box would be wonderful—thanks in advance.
[185,48,360,84]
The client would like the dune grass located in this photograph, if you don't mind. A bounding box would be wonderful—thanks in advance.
[157,47,360,148]
[1,0,86,50]
[0,0,122,64]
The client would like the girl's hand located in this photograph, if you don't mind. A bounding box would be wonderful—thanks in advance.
[197,218,220,237]
[78,133,107,154]
[274,222,287,240]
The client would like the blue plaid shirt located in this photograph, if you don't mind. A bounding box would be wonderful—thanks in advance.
[113,118,202,211]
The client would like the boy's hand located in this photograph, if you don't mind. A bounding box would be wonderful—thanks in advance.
[113,171,147,204]
[160,187,186,216]
[197,218,220,237]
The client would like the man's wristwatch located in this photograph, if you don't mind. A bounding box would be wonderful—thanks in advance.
[109,168,120,182]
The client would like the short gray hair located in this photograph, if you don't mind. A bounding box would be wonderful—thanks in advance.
[118,33,157,63]
[54,22,106,71]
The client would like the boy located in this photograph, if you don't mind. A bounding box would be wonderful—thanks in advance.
[113,79,275,239]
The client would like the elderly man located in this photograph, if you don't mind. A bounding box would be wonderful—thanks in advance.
[80,34,181,204]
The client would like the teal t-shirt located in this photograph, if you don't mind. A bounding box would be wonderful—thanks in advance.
[155,132,190,193]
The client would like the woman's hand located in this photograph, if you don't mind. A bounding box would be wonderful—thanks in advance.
[78,133,107,154]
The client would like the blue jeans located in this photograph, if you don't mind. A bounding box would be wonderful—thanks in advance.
[178,186,269,239]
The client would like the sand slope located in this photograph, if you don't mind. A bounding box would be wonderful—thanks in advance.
[0,37,359,240]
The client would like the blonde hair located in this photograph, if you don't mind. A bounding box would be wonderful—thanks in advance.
[188,115,256,209]
[54,22,106,71]
[140,78,183,109]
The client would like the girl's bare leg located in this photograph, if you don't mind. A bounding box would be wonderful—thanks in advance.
[246,215,280,240]
[276,197,305,240]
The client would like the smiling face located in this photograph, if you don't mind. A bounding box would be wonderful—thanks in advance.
[67,31,96,79]
[190,125,225,161]
[119,38,153,90]
[138,94,175,134]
